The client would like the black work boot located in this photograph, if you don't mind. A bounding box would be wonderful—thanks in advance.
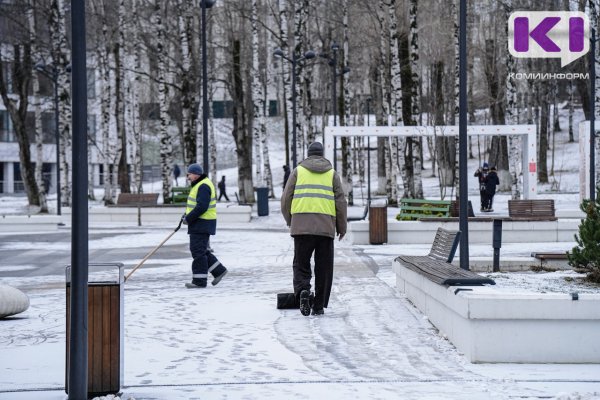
[185,279,207,289]
[212,268,228,286]
[299,290,312,316]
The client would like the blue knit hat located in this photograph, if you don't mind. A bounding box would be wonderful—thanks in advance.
[187,163,203,175]
[482,162,489,169]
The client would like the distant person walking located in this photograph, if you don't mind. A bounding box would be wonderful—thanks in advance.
[281,142,347,317]
[183,163,228,288]
[484,166,500,212]
[217,175,230,202]
[474,162,489,212]
[283,165,290,190]
[173,164,181,186]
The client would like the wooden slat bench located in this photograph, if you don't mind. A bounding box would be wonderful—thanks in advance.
[396,227,496,286]
[530,252,569,261]
[508,199,557,221]
[116,193,159,206]
[398,199,451,220]
[171,187,190,204]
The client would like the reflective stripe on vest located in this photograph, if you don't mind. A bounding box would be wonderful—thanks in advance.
[291,166,336,216]
[185,178,217,220]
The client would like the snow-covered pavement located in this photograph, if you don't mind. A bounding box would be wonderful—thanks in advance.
[1,205,600,400]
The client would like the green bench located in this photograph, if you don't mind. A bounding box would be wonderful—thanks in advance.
[171,187,190,204]
[397,199,451,220]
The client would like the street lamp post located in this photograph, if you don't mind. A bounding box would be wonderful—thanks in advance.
[273,48,315,168]
[590,28,596,201]
[201,0,216,175]
[320,42,350,169]
[366,97,372,202]
[34,62,61,216]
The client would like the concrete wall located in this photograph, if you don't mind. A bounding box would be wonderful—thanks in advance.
[349,219,580,245]
[393,260,600,363]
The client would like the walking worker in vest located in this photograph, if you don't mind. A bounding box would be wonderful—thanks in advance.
[182,163,228,288]
[281,142,347,316]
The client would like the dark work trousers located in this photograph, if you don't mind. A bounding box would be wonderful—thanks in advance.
[189,233,226,284]
[479,190,489,210]
[293,235,334,310]
[486,194,495,210]
[218,190,230,202]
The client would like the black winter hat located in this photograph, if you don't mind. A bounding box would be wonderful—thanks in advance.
[187,163,203,175]
[307,142,324,157]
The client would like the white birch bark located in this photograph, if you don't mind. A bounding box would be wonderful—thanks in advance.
[505,0,521,200]
[409,0,423,198]
[251,0,264,185]
[388,0,406,203]
[377,0,391,195]
[342,0,354,204]
[155,0,174,202]
[50,0,71,206]
[293,0,307,160]
[28,2,48,212]
[128,0,143,193]
[278,0,292,166]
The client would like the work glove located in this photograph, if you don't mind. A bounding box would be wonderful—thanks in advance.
[181,214,188,225]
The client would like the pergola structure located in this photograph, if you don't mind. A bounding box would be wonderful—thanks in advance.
[324,124,538,199]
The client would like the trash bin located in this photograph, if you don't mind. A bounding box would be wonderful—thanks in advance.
[369,204,387,244]
[65,263,124,397]
[256,187,269,216]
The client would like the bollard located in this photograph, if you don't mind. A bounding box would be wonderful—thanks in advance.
[492,219,502,272]
[66,263,124,397]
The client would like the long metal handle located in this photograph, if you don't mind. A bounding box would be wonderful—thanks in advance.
[124,218,184,282]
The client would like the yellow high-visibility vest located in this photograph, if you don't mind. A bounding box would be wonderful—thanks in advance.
[291,166,336,216]
[185,178,217,220]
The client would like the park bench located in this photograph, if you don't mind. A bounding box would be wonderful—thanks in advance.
[398,198,451,220]
[395,227,496,286]
[116,193,159,206]
[171,186,190,204]
[508,199,557,221]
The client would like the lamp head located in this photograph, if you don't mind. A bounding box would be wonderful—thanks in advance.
[342,66,351,74]
[303,50,316,60]
[201,0,216,8]
[273,48,284,58]
[331,42,340,52]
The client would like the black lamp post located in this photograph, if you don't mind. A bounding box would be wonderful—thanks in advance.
[34,62,61,216]
[201,0,216,175]
[320,42,350,169]
[590,28,596,201]
[366,97,372,202]
[273,47,315,168]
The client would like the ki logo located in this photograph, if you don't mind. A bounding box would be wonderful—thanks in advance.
[508,11,590,67]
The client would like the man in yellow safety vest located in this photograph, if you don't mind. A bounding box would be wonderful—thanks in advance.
[281,142,347,316]
[183,163,228,288]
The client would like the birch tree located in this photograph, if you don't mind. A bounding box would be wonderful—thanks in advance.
[0,6,43,209]
[409,0,423,199]
[28,1,49,212]
[154,0,174,202]
[504,0,521,200]
[49,0,71,207]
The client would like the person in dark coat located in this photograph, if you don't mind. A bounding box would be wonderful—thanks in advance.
[484,166,500,212]
[217,175,230,202]
[281,142,347,317]
[474,162,489,212]
[173,164,181,186]
[282,165,290,190]
[183,163,228,288]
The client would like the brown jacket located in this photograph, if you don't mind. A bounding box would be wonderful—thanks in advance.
[281,156,347,238]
